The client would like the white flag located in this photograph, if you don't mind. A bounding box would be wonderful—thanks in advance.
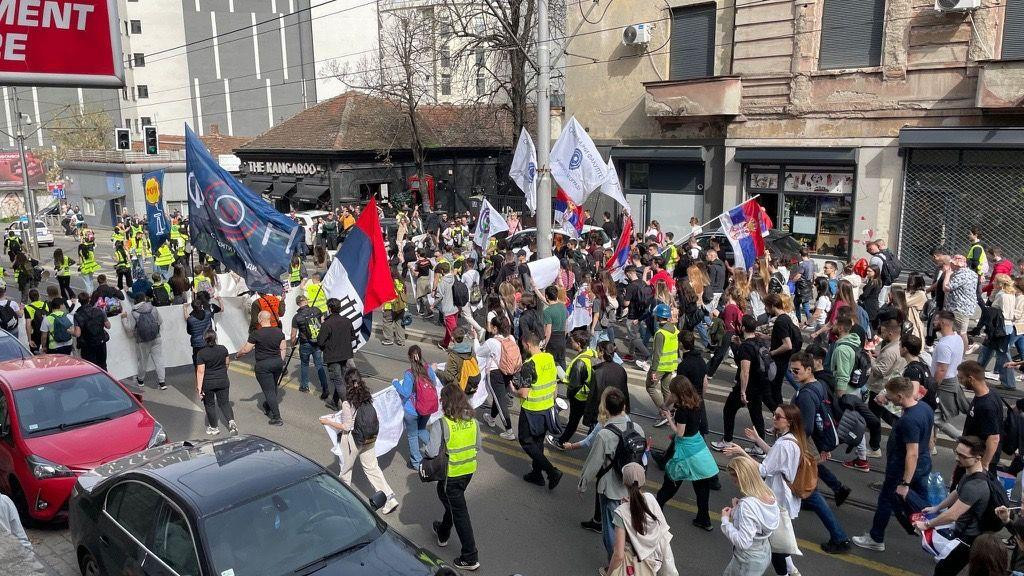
[508,128,537,214]
[550,116,608,205]
[473,199,509,248]
[599,158,630,213]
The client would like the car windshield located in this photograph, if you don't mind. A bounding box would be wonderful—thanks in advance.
[0,334,31,361]
[204,473,381,575]
[13,373,137,437]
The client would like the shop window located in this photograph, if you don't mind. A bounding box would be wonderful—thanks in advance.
[818,0,885,70]
[1003,0,1024,59]
[626,163,649,189]
[779,169,854,257]
[669,4,715,80]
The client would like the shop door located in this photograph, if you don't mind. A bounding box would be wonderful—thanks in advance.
[900,149,1024,272]
[623,161,704,239]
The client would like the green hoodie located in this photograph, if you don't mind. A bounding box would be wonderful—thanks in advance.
[830,332,862,395]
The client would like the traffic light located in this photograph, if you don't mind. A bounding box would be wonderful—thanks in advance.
[115,128,131,151]
[144,126,158,155]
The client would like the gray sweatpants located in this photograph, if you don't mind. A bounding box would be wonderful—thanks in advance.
[136,338,166,384]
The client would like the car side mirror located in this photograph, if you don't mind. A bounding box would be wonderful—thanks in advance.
[369,491,387,511]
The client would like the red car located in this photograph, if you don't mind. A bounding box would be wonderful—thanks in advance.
[0,355,165,523]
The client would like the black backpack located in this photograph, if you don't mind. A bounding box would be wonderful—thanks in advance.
[151,283,172,307]
[451,278,470,308]
[754,341,778,382]
[0,301,18,334]
[352,403,379,446]
[78,307,109,346]
[904,360,937,408]
[835,341,871,389]
[598,421,647,479]
[964,471,1011,534]
[802,383,840,452]
[27,303,47,347]
[878,249,903,285]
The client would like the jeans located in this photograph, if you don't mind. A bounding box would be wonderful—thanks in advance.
[802,489,849,544]
[794,300,812,323]
[599,494,621,560]
[818,462,845,494]
[202,387,233,428]
[156,265,171,281]
[437,474,478,563]
[404,411,429,467]
[82,273,95,293]
[625,319,649,361]
[255,357,284,420]
[327,360,353,405]
[707,337,736,378]
[979,337,1015,389]
[869,472,927,543]
[298,340,329,393]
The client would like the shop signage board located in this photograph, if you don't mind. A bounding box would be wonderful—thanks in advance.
[244,161,326,175]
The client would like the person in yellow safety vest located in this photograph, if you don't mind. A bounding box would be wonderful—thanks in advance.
[134,232,152,267]
[23,288,48,353]
[551,331,597,449]
[288,255,304,288]
[424,383,481,571]
[78,239,99,293]
[380,273,406,346]
[111,225,125,246]
[647,303,679,427]
[169,220,181,244]
[113,241,133,291]
[663,235,679,272]
[53,248,75,301]
[305,273,328,313]
[154,242,175,280]
[150,273,173,306]
[515,333,563,490]
[4,230,22,264]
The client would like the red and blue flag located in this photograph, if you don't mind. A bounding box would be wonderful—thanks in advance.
[554,187,585,237]
[718,199,773,270]
[605,217,633,280]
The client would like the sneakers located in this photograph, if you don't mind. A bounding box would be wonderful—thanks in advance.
[523,472,546,486]
[866,449,882,459]
[228,420,238,435]
[966,343,980,355]
[711,440,730,452]
[452,558,479,571]
[548,469,563,490]
[432,521,449,547]
[869,481,883,492]
[821,539,851,554]
[545,434,565,450]
[268,418,283,426]
[158,382,167,390]
[635,360,651,372]
[205,426,220,435]
[692,519,714,532]
[380,339,394,346]
[436,341,447,351]
[654,418,668,428]
[580,519,602,533]
[834,485,851,507]
[986,371,1000,381]
[852,534,885,552]
[744,445,766,458]
[843,458,870,472]
[482,414,496,429]
[499,429,517,441]
[381,497,399,515]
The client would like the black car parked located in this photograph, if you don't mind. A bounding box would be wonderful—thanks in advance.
[69,435,455,576]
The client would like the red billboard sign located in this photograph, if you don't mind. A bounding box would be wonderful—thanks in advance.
[0,0,123,87]
[0,151,45,188]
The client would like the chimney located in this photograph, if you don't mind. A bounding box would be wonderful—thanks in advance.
[208,124,220,135]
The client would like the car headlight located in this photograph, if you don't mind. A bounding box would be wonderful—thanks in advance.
[27,455,75,479]
[147,421,167,448]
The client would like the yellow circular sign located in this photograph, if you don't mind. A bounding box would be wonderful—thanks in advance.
[145,178,160,204]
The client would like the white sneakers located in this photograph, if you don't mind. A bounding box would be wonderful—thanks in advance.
[852,534,885,552]
[499,429,517,441]
[205,426,220,435]
[635,360,651,372]
[381,497,399,515]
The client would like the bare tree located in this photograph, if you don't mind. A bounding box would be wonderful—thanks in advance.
[38,108,113,182]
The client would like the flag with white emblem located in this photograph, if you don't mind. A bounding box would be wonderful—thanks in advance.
[508,128,538,214]
[550,116,608,205]
[473,199,509,248]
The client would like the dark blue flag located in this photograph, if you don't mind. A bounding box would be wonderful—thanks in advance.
[142,169,170,251]
[184,125,301,294]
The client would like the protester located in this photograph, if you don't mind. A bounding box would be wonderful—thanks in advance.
[656,375,717,531]
[290,294,329,396]
[720,457,780,576]
[318,297,356,409]
[195,331,236,435]
[394,345,435,469]
[73,292,110,369]
[607,462,678,576]
[516,333,563,490]
[237,310,286,426]
[122,290,166,390]
[713,315,769,455]
[39,297,73,356]
[185,291,221,365]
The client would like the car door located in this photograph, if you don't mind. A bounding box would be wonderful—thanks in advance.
[100,480,165,576]
[0,392,14,493]
[145,499,201,576]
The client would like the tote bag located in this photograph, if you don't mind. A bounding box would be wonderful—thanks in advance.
[768,505,802,556]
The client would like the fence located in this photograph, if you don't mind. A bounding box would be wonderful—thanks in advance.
[898,148,1024,272]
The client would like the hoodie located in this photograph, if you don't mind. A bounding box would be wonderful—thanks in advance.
[124,301,161,341]
[614,493,678,576]
[439,343,474,386]
[436,273,457,316]
[721,496,780,550]
[830,332,862,395]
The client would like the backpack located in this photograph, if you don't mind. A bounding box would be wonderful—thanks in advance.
[78,307,109,346]
[802,384,840,452]
[787,317,803,353]
[0,301,17,334]
[1002,398,1023,457]
[754,341,778,382]
[964,471,1011,534]
[297,307,323,342]
[780,436,819,499]
[351,403,379,446]
[637,284,654,314]
[412,372,439,416]
[835,340,871,389]
[598,422,648,479]
[27,303,47,345]
[134,308,160,342]
[48,312,72,344]
[836,400,867,451]
[151,284,172,307]
[498,336,522,376]
[457,355,481,395]
[452,278,470,308]
[905,360,937,407]
[469,283,482,305]
[878,249,903,285]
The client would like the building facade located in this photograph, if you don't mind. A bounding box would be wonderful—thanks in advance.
[566,0,1024,269]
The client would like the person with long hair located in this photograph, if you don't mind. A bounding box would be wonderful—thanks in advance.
[656,376,717,531]
[905,274,928,341]
[483,316,518,440]
[859,265,882,324]
[393,345,436,469]
[967,533,1008,576]
[195,330,235,436]
[979,273,1018,390]
[320,369,400,514]
[876,284,909,334]
[721,457,780,576]
[425,383,481,571]
[731,268,752,312]
[811,279,856,342]
[52,248,75,301]
[607,462,678,576]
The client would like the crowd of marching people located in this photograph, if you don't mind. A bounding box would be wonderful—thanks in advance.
[5,198,1024,575]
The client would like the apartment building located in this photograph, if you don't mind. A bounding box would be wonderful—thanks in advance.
[566,0,1024,270]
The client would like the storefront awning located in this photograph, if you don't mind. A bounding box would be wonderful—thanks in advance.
[293,184,330,201]
[899,127,1024,149]
[610,147,704,161]
[244,178,272,195]
[734,147,856,164]
[268,182,295,199]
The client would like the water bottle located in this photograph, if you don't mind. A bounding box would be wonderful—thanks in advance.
[926,472,947,510]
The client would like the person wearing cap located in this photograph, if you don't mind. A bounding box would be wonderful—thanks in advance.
[648,302,678,427]
[606,461,678,576]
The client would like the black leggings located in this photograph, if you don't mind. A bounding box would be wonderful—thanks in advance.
[202,387,233,427]
[116,268,132,290]
[656,472,712,525]
[488,370,512,429]
[771,553,789,575]
[722,385,767,443]
[57,275,74,301]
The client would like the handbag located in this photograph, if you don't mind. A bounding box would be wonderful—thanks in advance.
[418,444,448,483]
[768,505,802,556]
[608,540,656,576]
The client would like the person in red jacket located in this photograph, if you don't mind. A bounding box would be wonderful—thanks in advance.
[982,246,1014,296]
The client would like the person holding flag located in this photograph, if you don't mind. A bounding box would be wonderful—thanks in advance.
[719,199,773,270]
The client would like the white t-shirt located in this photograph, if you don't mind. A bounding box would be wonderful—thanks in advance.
[0,299,21,315]
[814,296,831,324]
[474,336,503,373]
[41,314,73,348]
[931,334,965,381]
[461,269,482,310]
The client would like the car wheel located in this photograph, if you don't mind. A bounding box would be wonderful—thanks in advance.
[8,478,34,527]
[78,548,101,576]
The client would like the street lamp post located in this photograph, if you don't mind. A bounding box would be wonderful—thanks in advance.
[534,0,552,259]
[11,88,39,260]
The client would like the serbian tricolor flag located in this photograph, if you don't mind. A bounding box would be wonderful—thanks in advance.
[605,217,633,281]
[323,196,396,350]
[554,187,585,238]
[719,199,773,270]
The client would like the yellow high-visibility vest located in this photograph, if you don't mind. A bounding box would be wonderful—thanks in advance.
[656,326,679,373]
[521,352,557,412]
[444,417,478,477]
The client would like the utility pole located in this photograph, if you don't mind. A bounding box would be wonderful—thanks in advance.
[11,88,39,260]
[535,0,552,259]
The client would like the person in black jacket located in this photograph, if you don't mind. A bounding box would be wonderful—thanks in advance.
[676,331,709,436]
[318,298,356,409]
[583,341,630,428]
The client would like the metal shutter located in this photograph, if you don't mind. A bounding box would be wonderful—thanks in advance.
[1004,0,1024,59]
[670,4,716,81]
[818,0,886,70]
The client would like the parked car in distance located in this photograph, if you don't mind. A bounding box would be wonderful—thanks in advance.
[0,356,164,523]
[683,229,805,268]
[70,435,455,576]
[6,218,54,247]
[506,225,612,252]
[0,329,31,361]
[293,210,331,249]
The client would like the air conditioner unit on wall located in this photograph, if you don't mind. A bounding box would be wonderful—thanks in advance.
[622,24,650,46]
[935,0,981,12]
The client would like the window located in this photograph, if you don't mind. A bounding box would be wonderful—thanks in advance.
[13,373,137,437]
[105,482,164,543]
[121,87,129,101]
[626,163,649,189]
[132,53,145,67]
[0,395,9,433]
[475,48,485,67]
[84,200,96,216]
[669,4,715,80]
[137,85,149,99]
[439,17,452,39]
[818,0,886,70]
[475,71,484,95]
[129,20,142,34]
[440,45,450,68]
[124,119,131,129]
[141,117,152,127]
[152,503,199,576]
[1003,0,1024,59]
[441,73,451,96]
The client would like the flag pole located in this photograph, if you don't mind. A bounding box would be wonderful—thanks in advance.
[682,194,762,242]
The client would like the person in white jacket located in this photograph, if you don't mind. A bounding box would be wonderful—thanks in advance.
[607,462,677,576]
[0,493,30,550]
[721,457,780,576]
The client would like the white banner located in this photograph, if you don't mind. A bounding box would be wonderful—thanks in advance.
[527,256,560,291]
[550,116,608,205]
[599,158,630,214]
